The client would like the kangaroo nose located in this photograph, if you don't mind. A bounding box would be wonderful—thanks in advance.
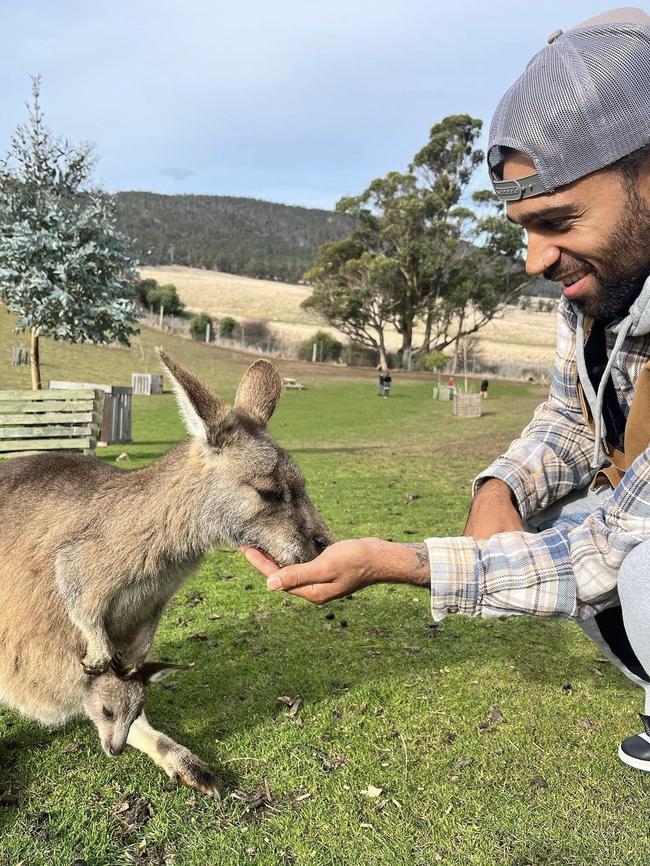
[313,535,330,555]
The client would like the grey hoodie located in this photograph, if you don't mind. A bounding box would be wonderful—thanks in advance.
[575,274,650,467]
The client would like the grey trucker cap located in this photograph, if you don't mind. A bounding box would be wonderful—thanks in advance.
[488,7,650,202]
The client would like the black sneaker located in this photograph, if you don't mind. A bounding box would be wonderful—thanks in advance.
[619,714,650,772]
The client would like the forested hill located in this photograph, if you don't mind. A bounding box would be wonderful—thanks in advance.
[114,192,352,283]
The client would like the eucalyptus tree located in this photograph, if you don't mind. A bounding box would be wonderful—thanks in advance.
[0,78,138,389]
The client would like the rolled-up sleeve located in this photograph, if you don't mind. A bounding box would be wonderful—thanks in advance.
[427,447,650,623]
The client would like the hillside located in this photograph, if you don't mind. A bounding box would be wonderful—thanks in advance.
[139,265,558,367]
[114,192,351,282]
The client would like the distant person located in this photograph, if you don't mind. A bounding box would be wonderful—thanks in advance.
[382,370,392,398]
[377,370,385,397]
[480,378,489,399]
[244,9,650,773]
[447,375,455,400]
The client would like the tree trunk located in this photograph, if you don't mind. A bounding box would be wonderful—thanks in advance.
[378,337,389,371]
[30,327,42,390]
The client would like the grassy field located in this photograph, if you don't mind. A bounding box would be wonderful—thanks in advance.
[139,265,558,367]
[0,316,649,865]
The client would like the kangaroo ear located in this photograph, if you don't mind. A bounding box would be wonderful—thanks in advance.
[138,661,191,684]
[234,359,282,427]
[157,348,229,442]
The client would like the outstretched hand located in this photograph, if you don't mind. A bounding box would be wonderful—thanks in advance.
[241,538,430,604]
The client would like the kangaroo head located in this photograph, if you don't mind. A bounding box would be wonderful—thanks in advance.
[158,349,333,566]
[83,661,187,757]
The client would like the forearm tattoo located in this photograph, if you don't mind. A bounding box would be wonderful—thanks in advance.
[404,543,431,586]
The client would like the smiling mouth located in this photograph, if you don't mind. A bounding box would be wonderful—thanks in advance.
[560,271,592,299]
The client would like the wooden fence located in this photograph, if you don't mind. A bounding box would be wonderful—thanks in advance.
[0,389,103,458]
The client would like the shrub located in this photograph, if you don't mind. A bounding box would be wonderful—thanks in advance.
[189,312,213,341]
[241,319,271,342]
[133,277,158,307]
[297,330,343,362]
[146,282,185,315]
[218,316,237,337]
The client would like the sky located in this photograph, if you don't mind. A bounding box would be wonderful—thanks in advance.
[0,0,632,210]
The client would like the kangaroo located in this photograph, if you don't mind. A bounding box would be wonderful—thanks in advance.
[0,350,331,794]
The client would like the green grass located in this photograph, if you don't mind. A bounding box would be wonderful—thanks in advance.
[1,314,649,865]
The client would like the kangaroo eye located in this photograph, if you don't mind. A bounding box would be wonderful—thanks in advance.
[257,489,283,505]
[102,706,115,720]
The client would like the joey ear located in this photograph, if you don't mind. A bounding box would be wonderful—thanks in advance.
[157,348,229,442]
[138,661,191,684]
[234,359,282,427]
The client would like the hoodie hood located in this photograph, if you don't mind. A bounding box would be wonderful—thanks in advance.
[575,273,650,468]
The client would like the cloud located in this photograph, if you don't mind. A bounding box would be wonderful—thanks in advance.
[160,166,195,181]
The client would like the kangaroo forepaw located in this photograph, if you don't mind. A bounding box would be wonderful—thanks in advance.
[167,750,221,799]
[81,651,113,676]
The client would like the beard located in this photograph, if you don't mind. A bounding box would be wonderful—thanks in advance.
[544,191,650,321]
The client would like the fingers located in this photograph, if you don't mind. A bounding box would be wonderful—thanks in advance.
[266,561,332,592]
[240,546,279,577]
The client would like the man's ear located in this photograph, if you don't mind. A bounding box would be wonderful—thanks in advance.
[234,359,282,427]
[138,661,191,684]
[157,348,230,443]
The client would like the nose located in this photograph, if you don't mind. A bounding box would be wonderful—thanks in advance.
[313,535,330,555]
[109,744,124,757]
[525,232,561,277]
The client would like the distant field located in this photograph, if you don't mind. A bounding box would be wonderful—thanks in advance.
[140,266,558,367]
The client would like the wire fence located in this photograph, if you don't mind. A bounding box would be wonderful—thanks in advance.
[141,310,553,384]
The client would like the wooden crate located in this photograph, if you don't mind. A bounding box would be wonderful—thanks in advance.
[131,373,164,396]
[452,394,482,418]
[49,381,132,445]
[0,389,103,458]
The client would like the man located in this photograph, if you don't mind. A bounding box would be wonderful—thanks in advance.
[244,8,650,771]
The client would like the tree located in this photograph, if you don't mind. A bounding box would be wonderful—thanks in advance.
[0,78,138,388]
[303,116,528,368]
[145,282,184,316]
[303,234,396,369]
[297,330,343,362]
[218,316,237,337]
[189,311,213,341]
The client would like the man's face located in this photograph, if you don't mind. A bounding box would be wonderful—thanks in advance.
[504,152,650,320]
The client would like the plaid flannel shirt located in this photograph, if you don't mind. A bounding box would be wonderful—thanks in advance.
[426,298,650,622]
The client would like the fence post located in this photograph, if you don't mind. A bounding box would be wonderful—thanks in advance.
[159,305,164,329]
[312,343,317,363]
[205,322,211,343]
[240,326,245,348]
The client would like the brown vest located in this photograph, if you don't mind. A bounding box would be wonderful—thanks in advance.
[578,318,650,488]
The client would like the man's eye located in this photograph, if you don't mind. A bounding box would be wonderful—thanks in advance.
[102,706,115,720]
[543,219,570,231]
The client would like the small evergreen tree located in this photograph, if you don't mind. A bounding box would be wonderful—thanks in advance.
[189,311,213,341]
[0,78,138,389]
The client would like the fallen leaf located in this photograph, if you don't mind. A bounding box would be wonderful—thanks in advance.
[190,632,208,641]
[590,667,605,677]
[531,776,548,790]
[207,613,221,620]
[61,741,82,754]
[360,785,383,798]
[294,792,312,802]
[577,717,596,730]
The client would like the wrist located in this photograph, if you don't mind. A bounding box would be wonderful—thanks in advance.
[361,538,430,587]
